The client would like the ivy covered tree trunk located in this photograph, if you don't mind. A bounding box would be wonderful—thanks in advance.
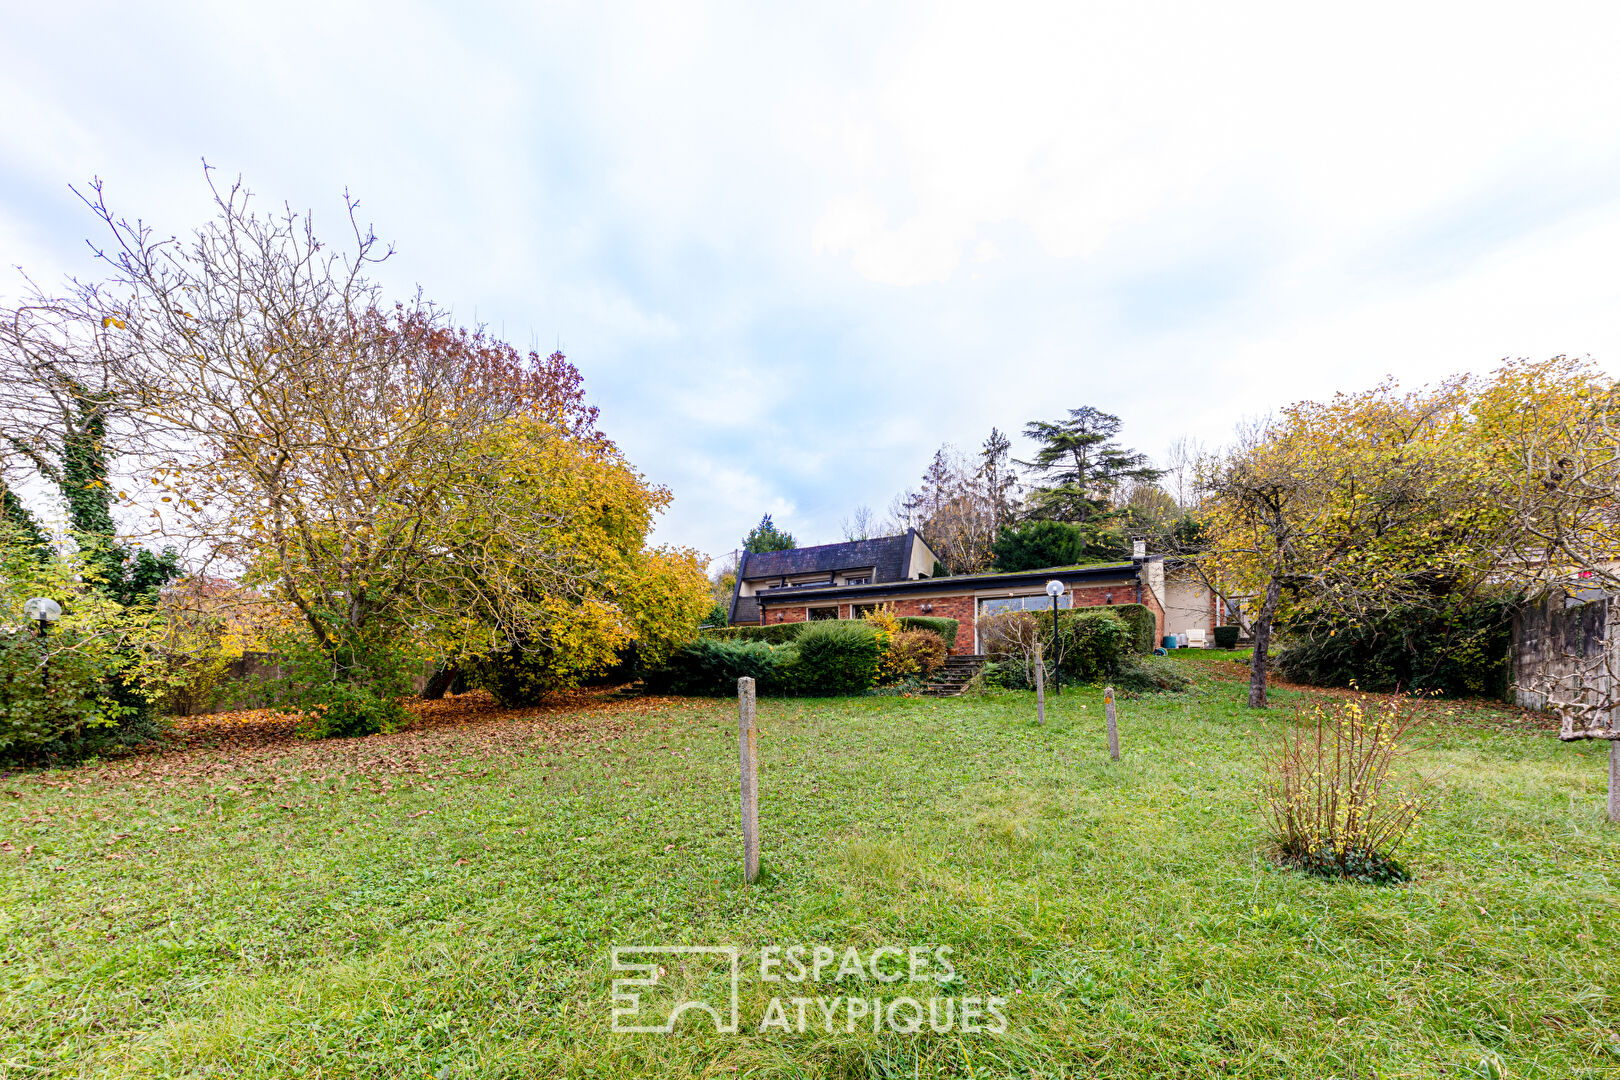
[1249,577,1282,708]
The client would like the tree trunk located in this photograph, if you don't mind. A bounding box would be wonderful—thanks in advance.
[421,664,459,701]
[1248,578,1282,709]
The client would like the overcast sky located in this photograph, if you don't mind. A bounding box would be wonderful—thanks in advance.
[5,1,1619,562]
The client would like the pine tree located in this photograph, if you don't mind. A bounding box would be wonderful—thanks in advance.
[743,514,796,553]
[1020,407,1162,523]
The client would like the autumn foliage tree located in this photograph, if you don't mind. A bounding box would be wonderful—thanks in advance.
[60,170,703,731]
[1201,380,1509,708]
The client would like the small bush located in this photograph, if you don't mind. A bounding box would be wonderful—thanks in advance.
[1212,625,1241,650]
[701,623,808,645]
[865,675,928,697]
[1111,603,1157,654]
[794,620,881,696]
[878,629,947,684]
[1062,611,1131,681]
[897,616,958,651]
[1109,654,1193,694]
[980,659,1027,690]
[645,638,799,696]
[1262,696,1427,884]
[295,682,409,740]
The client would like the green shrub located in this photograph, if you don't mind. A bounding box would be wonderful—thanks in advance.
[1212,625,1241,650]
[254,631,421,739]
[645,638,799,696]
[1060,611,1131,681]
[0,627,137,760]
[1111,603,1157,654]
[1109,654,1193,694]
[295,681,409,739]
[897,616,957,650]
[1275,597,1515,698]
[701,623,808,645]
[877,629,947,684]
[793,620,881,696]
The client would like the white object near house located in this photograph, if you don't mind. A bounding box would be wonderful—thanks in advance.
[1185,628,1207,648]
[1045,579,1066,598]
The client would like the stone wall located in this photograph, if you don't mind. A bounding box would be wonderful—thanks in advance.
[1511,589,1614,713]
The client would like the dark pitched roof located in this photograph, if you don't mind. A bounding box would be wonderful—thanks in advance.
[728,531,942,624]
[738,533,920,583]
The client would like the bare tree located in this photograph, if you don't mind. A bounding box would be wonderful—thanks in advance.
[62,169,606,692]
[841,504,875,542]
[1162,435,1206,510]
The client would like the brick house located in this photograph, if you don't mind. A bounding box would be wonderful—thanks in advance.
[734,534,1167,654]
[728,530,944,626]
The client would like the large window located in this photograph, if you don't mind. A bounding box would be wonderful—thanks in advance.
[808,607,838,621]
[980,594,1074,617]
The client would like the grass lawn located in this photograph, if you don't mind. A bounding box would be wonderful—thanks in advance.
[1,654,1616,1078]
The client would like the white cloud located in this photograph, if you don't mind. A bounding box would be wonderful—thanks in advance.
[2,0,1619,559]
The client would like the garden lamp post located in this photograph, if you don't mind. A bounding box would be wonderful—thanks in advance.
[23,597,61,698]
[24,596,60,639]
[1045,579,1065,695]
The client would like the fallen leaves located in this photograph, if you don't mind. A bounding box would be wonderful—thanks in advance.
[7,689,708,798]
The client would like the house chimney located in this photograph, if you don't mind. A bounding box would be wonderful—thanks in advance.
[1132,538,1147,560]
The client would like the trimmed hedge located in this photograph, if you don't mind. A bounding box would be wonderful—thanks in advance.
[701,623,808,645]
[644,638,799,696]
[794,620,881,696]
[898,616,957,651]
[1110,603,1157,654]
[706,616,959,652]
[1062,610,1133,681]
[653,620,884,696]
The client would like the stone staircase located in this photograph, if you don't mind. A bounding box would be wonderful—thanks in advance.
[922,654,987,697]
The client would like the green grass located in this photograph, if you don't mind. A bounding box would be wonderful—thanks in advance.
[1,657,1616,1078]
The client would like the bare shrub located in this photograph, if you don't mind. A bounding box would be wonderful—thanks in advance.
[1261,696,1428,882]
[978,611,1044,687]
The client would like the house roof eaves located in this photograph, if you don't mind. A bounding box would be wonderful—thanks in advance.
[754,562,1143,605]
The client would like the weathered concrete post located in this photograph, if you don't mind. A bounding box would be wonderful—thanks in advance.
[1034,656,1046,726]
[1104,685,1120,761]
[738,676,760,883]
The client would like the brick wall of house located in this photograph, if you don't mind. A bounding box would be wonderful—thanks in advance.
[756,574,1158,654]
[887,595,978,655]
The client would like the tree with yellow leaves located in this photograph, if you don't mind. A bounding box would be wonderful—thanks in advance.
[1200,378,1511,708]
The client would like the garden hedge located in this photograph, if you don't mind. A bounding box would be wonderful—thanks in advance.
[1276,596,1516,699]
[704,616,959,652]
[653,620,884,696]
[793,620,881,695]
[1110,603,1157,654]
[644,638,800,696]
[700,623,808,645]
